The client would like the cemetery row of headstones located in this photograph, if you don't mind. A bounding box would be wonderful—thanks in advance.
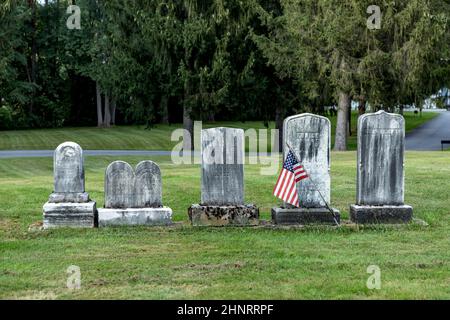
[42,111,413,229]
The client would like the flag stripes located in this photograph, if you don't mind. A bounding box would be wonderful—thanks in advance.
[293,164,308,182]
[273,150,308,207]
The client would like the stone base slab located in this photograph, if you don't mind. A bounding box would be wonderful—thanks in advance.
[188,204,259,226]
[43,201,97,229]
[271,207,340,225]
[48,192,90,203]
[98,207,173,227]
[350,205,413,224]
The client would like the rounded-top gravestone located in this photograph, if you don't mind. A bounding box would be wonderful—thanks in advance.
[134,160,162,208]
[54,142,85,193]
[104,161,135,209]
[43,142,96,229]
[283,113,331,208]
[271,113,340,225]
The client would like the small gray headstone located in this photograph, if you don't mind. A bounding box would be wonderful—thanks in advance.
[283,114,330,208]
[44,142,96,229]
[357,110,405,205]
[134,161,162,208]
[54,142,84,193]
[105,161,135,209]
[201,127,244,206]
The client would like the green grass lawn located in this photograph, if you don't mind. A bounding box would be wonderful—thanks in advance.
[0,152,449,299]
[0,111,438,151]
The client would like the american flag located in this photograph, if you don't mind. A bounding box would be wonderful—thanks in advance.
[273,150,308,207]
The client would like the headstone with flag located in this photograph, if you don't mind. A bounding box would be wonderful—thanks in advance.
[273,150,309,207]
[272,114,340,225]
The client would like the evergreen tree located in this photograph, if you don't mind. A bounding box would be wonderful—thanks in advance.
[254,0,449,150]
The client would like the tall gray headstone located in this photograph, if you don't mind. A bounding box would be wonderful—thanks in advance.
[188,127,259,226]
[358,111,404,205]
[284,114,330,207]
[135,160,162,208]
[201,127,244,206]
[99,160,172,227]
[43,142,96,228]
[351,111,412,223]
[104,161,135,209]
[272,114,340,225]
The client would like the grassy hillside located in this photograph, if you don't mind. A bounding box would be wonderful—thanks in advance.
[0,152,449,299]
[0,112,439,151]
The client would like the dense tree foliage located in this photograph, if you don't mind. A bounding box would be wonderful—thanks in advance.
[253,0,450,150]
[0,0,449,150]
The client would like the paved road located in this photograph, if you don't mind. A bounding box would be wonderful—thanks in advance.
[405,111,450,151]
[0,112,447,157]
[0,150,274,159]
[0,150,174,159]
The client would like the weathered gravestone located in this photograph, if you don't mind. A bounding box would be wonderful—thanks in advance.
[104,161,135,209]
[271,114,340,225]
[98,160,172,226]
[135,161,163,208]
[43,142,97,228]
[350,111,413,223]
[188,127,259,226]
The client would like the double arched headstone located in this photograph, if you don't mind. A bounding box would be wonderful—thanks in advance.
[98,160,172,226]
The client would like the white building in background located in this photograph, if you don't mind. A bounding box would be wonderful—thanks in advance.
[422,88,450,109]
[439,88,450,108]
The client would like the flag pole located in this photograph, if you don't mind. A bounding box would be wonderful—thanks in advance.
[285,142,340,226]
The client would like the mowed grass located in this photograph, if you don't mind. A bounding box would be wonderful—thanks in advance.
[0,111,438,151]
[0,152,449,299]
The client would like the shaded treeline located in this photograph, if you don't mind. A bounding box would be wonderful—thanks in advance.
[0,0,449,150]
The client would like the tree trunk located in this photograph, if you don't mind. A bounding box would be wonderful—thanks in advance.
[104,93,111,128]
[29,0,37,84]
[183,71,194,151]
[183,104,194,152]
[348,101,352,136]
[358,96,366,116]
[275,105,284,153]
[208,111,215,122]
[54,0,60,78]
[28,0,37,116]
[399,104,404,115]
[111,98,117,126]
[160,95,169,124]
[96,82,103,127]
[334,91,350,151]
